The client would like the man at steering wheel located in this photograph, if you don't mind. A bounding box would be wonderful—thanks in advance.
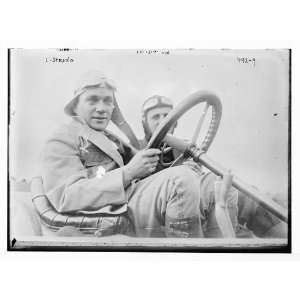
[39,70,205,238]
[140,95,287,238]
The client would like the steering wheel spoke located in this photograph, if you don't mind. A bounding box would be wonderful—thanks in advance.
[191,102,210,145]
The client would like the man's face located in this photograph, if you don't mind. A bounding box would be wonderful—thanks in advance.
[74,87,115,131]
[146,106,173,135]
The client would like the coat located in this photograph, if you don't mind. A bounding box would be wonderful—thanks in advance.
[41,116,134,215]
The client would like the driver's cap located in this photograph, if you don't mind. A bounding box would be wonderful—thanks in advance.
[142,95,173,116]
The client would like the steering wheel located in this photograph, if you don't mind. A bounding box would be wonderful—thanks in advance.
[146,90,222,166]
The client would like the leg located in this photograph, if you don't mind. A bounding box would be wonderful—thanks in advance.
[127,166,202,237]
[198,172,240,237]
[214,173,237,238]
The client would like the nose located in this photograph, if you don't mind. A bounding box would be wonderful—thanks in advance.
[95,100,106,113]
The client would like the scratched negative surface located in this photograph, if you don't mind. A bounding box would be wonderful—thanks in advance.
[8,49,290,252]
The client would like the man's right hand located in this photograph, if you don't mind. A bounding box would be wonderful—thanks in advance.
[123,149,161,181]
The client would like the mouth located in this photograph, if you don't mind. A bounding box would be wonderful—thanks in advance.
[92,116,107,122]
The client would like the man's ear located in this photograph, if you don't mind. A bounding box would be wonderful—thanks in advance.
[71,96,79,115]
[111,93,126,125]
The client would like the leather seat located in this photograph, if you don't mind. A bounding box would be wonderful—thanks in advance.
[30,177,130,236]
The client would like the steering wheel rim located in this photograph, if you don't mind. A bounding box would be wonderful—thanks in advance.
[146,90,222,153]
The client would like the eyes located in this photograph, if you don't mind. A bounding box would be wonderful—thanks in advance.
[86,95,114,107]
[151,113,168,121]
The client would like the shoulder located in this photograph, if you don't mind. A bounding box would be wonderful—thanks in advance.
[45,119,82,149]
[52,118,82,138]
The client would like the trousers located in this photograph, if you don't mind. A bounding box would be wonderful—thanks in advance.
[126,165,202,237]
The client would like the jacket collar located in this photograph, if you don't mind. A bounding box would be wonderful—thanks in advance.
[71,116,124,167]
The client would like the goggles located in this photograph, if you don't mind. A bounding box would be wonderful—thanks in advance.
[74,77,117,97]
[142,95,173,114]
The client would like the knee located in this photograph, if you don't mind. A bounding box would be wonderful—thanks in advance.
[166,166,201,207]
[162,166,201,220]
[152,166,201,210]
[170,166,200,191]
